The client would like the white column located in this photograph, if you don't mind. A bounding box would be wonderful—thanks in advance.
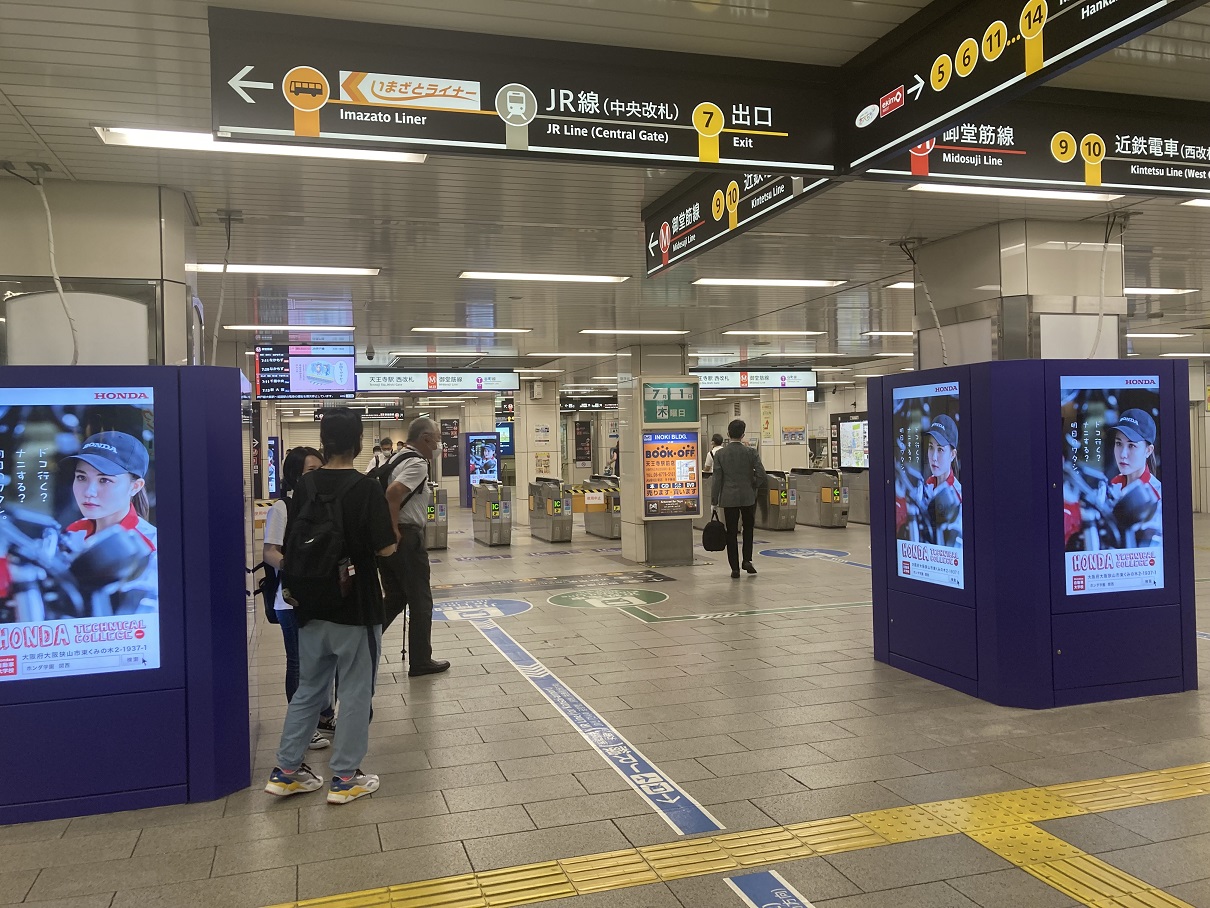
[512,380,560,527]
[759,390,810,472]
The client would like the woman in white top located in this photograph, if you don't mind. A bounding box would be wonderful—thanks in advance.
[263,446,335,749]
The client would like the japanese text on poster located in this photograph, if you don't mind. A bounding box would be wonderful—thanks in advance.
[642,431,699,518]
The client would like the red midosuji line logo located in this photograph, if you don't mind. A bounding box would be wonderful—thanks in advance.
[94,392,150,400]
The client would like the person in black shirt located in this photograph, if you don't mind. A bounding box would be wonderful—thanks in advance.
[265,408,396,805]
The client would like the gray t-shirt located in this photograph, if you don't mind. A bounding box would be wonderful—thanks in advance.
[388,449,431,527]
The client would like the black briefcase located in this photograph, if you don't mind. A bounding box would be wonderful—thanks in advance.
[702,509,727,552]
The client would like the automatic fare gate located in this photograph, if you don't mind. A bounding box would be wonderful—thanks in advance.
[530,477,573,543]
[792,469,849,528]
[581,475,621,539]
[472,480,512,546]
[755,470,798,531]
[425,483,449,550]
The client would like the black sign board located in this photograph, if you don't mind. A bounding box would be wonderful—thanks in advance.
[642,172,824,276]
[561,396,618,411]
[312,405,405,421]
[574,421,593,466]
[841,0,1203,172]
[871,89,1210,199]
[439,418,460,477]
[209,7,835,174]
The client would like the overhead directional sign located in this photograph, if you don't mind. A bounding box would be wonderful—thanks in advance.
[695,370,818,390]
[643,172,827,276]
[356,371,520,392]
[841,0,1205,172]
[209,7,835,173]
[870,88,1210,200]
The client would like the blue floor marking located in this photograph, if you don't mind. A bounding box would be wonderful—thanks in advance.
[759,547,871,570]
[1197,631,1210,641]
[726,870,814,908]
[468,616,724,836]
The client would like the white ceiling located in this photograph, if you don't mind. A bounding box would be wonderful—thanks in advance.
[2,0,1210,386]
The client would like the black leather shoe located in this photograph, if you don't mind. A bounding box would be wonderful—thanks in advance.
[743,562,757,575]
[408,659,451,677]
[731,570,740,578]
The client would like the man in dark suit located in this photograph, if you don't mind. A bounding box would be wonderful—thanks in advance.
[710,419,768,578]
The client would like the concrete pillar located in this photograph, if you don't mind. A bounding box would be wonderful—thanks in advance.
[913,219,1126,366]
[0,180,198,366]
[512,380,560,527]
[758,389,810,471]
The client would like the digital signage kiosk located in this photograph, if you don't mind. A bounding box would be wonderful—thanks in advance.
[0,366,248,822]
[869,360,1196,708]
[461,431,501,507]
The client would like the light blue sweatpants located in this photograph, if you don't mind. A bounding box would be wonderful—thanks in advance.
[275,619,381,778]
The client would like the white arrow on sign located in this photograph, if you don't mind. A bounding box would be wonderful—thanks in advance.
[648,232,659,256]
[229,64,275,103]
[908,73,925,101]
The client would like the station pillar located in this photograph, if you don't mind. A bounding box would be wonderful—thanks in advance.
[512,379,561,527]
[912,219,1127,365]
[757,389,811,471]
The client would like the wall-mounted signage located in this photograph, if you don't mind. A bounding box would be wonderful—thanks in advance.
[255,344,355,400]
[841,0,1202,171]
[356,371,520,393]
[696,370,817,390]
[871,90,1210,199]
[893,381,964,589]
[642,431,700,519]
[560,396,618,411]
[440,418,460,477]
[462,432,500,507]
[831,412,869,469]
[643,381,699,425]
[496,422,514,457]
[643,172,821,276]
[209,7,835,174]
[265,436,281,497]
[574,421,593,468]
[1060,373,1163,596]
[0,386,161,683]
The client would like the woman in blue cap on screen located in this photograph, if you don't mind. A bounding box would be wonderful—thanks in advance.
[1108,408,1162,545]
[62,431,156,553]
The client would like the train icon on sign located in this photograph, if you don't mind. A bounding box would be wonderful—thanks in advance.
[506,90,527,117]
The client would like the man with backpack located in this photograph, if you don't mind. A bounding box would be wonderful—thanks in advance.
[365,437,394,473]
[265,408,397,805]
[377,416,450,677]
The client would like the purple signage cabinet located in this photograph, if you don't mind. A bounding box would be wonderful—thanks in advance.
[0,367,249,822]
[869,360,1196,708]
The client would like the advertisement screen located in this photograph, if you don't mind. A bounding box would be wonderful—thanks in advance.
[496,422,514,457]
[0,387,160,682]
[1061,375,1163,596]
[256,345,355,399]
[839,420,869,469]
[467,434,499,487]
[893,381,963,589]
[440,419,460,477]
[642,431,700,518]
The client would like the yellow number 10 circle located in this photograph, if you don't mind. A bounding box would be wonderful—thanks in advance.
[931,53,953,91]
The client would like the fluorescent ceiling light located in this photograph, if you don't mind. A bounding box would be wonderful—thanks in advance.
[818,381,855,385]
[591,376,619,380]
[190,264,380,276]
[811,368,850,373]
[863,331,914,337]
[513,368,563,373]
[389,351,512,357]
[760,352,845,357]
[411,327,531,334]
[901,368,916,371]
[579,329,688,335]
[693,278,845,288]
[885,282,916,290]
[723,330,826,337]
[1123,288,1197,296]
[699,397,726,401]
[1125,333,1193,339]
[908,183,1123,202]
[225,324,354,332]
[460,271,628,283]
[94,126,426,164]
[1161,353,1210,357]
[876,352,915,358]
[527,352,618,357]
[421,398,468,403]
[853,374,889,378]
[1180,199,1210,207]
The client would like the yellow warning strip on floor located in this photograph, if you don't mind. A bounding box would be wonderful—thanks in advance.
[266,761,1210,908]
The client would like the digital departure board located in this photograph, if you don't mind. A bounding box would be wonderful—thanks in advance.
[255,345,355,400]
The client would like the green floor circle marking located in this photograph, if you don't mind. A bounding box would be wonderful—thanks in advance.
[547,588,670,609]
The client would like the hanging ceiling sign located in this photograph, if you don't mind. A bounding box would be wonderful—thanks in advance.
[841,0,1203,172]
[870,89,1210,199]
[208,7,835,173]
[695,370,818,390]
[356,371,520,392]
[642,172,826,276]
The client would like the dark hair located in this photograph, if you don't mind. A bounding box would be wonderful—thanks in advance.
[281,446,323,493]
[711,433,724,447]
[320,408,364,460]
[727,419,746,440]
[132,484,149,520]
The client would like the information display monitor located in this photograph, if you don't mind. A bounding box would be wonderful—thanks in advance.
[838,419,869,469]
[496,422,514,457]
[642,431,700,518]
[255,344,355,399]
[0,386,162,683]
[461,431,500,507]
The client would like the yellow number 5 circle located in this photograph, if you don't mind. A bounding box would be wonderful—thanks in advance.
[931,53,953,92]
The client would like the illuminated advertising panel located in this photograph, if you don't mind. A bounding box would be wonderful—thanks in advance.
[893,380,963,589]
[1061,374,1163,596]
[642,431,700,518]
[255,345,355,399]
[0,387,160,682]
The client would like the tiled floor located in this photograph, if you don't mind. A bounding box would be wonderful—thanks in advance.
[5,512,1210,908]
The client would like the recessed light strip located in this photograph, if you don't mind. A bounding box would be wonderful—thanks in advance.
[460,271,629,283]
[722,330,827,337]
[95,127,426,164]
[863,331,915,337]
[1123,288,1197,296]
[225,324,354,332]
[694,278,846,288]
[411,327,531,334]
[579,329,688,335]
[191,264,380,276]
[908,183,1123,202]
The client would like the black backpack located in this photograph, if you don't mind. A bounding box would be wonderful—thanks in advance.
[367,448,428,509]
[282,471,361,603]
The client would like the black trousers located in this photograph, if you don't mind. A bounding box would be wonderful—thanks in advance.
[723,504,756,571]
[379,524,434,665]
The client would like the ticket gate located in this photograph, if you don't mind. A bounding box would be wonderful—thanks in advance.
[582,475,622,539]
[842,468,870,524]
[424,484,448,550]
[756,470,798,531]
[791,469,849,528]
[530,477,573,543]
[472,481,512,546]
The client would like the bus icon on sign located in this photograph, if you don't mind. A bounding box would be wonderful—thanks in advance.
[289,80,324,97]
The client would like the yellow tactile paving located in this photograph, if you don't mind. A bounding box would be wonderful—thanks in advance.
[266,762,1210,908]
